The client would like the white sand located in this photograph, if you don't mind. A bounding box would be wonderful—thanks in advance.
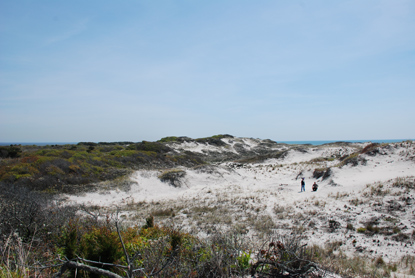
[62,140,415,275]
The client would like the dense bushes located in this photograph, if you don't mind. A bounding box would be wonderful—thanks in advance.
[127,141,171,153]
[60,222,124,277]
[52,218,332,278]
[0,183,77,242]
[158,136,180,143]
[158,135,233,145]
[0,183,78,277]
[0,184,47,240]
[0,142,204,192]
[53,217,257,278]
[0,146,22,158]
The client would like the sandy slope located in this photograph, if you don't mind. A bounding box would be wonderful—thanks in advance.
[63,140,415,275]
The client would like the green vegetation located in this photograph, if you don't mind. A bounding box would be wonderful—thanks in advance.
[310,157,335,163]
[235,150,288,164]
[158,169,186,187]
[360,143,380,155]
[1,138,414,277]
[0,201,256,278]
[338,152,360,167]
[346,223,355,231]
[0,142,204,192]
[0,145,22,158]
[127,141,171,153]
[195,134,233,146]
[312,167,331,180]
[158,134,233,145]
[199,134,233,140]
[158,136,180,143]
[3,203,406,278]
[357,227,367,233]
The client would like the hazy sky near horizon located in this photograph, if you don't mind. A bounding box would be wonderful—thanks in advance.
[1,0,414,142]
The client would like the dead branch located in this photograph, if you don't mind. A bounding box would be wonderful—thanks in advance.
[53,260,123,278]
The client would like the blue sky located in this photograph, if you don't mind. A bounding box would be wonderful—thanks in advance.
[1,0,414,142]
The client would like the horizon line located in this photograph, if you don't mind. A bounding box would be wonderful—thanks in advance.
[1,138,413,146]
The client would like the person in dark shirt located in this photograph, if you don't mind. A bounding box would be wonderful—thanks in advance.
[301,178,305,192]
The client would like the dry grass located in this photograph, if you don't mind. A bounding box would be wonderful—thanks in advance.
[327,191,350,200]
[1,233,37,278]
[308,244,404,278]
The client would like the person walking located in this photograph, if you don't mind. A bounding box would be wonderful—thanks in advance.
[301,178,305,192]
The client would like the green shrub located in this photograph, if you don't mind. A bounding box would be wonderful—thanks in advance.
[158,169,186,187]
[346,223,354,231]
[375,256,385,266]
[61,221,79,260]
[328,219,340,232]
[313,167,332,180]
[393,226,401,234]
[357,227,366,233]
[109,149,137,157]
[80,227,123,274]
[68,151,89,162]
[0,146,22,158]
[196,136,228,146]
[366,224,380,234]
[128,141,171,153]
[310,157,335,163]
[158,136,179,143]
[143,215,154,229]
[32,156,55,166]
[236,251,252,271]
[338,153,365,167]
[10,164,39,178]
[360,143,380,154]
[45,165,65,176]
[35,149,62,157]
[77,142,98,147]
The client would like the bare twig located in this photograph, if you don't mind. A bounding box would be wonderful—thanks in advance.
[53,260,123,278]
[115,219,134,277]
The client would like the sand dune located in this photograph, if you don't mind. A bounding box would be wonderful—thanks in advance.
[63,139,415,275]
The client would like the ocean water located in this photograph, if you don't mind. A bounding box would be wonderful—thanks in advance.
[277,139,413,146]
[0,142,77,146]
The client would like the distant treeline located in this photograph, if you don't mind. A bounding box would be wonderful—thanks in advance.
[78,141,135,146]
